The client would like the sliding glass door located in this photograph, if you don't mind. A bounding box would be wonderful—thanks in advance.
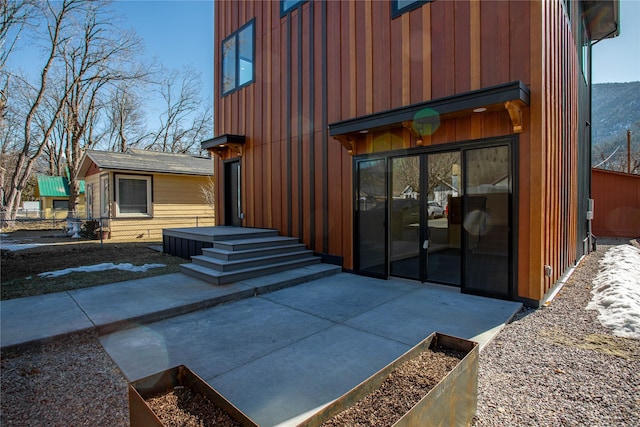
[355,159,387,277]
[463,145,511,297]
[387,152,462,285]
[354,141,512,298]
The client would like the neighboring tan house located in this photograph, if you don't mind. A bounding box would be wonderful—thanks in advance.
[35,175,86,219]
[77,149,215,241]
[205,0,619,306]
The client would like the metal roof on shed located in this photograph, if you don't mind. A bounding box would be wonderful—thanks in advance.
[36,176,85,197]
[80,149,213,176]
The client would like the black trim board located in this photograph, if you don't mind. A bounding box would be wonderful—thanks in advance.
[329,81,530,136]
[201,134,246,150]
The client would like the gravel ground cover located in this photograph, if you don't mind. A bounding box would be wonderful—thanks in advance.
[1,240,638,426]
[473,239,640,426]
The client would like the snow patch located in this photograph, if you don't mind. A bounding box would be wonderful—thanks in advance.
[587,245,640,340]
[38,263,166,278]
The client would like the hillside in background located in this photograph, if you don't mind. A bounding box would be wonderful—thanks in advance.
[592,82,640,172]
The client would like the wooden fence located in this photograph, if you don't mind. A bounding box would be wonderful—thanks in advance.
[591,169,640,238]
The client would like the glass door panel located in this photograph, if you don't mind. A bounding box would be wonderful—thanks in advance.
[463,146,510,297]
[356,159,387,277]
[390,156,422,280]
[426,152,462,285]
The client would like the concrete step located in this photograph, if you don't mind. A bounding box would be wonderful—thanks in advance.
[202,243,308,261]
[213,236,300,251]
[181,257,322,285]
[191,250,315,272]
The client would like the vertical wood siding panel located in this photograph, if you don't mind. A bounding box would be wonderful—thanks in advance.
[355,0,367,117]
[372,1,390,112]
[270,138,281,232]
[409,10,423,104]
[480,1,509,87]
[509,0,530,83]
[214,2,222,136]
[523,0,544,300]
[265,1,273,228]
[349,0,357,118]
[401,13,410,105]
[327,0,342,123]
[389,10,403,109]
[314,130,325,252]
[470,0,481,90]
[454,0,471,94]
[422,5,432,100]
[365,0,374,114]
[543,0,551,292]
[340,0,352,120]
[430,0,454,98]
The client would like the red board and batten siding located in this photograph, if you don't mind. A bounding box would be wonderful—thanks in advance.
[213,0,583,303]
[592,169,640,238]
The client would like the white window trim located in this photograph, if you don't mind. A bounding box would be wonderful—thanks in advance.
[114,174,153,218]
[100,175,109,218]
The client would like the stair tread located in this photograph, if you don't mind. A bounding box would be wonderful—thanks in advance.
[182,257,320,278]
[192,249,313,266]
[204,243,306,256]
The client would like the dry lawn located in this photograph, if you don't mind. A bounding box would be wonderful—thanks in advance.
[1,229,185,300]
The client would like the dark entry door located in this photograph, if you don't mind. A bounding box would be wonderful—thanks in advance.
[355,158,388,277]
[389,152,461,285]
[462,145,511,297]
[224,160,242,227]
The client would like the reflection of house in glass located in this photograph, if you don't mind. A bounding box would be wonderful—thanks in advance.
[206,0,619,306]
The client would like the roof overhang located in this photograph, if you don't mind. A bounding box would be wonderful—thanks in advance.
[582,0,620,40]
[201,134,246,157]
[329,81,530,154]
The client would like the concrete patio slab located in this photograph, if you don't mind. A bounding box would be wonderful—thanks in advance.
[208,324,411,427]
[69,273,254,333]
[99,274,522,426]
[99,297,334,381]
[0,292,94,348]
[344,282,522,349]
[260,273,420,322]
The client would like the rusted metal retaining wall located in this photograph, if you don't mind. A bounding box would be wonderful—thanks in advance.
[592,169,640,238]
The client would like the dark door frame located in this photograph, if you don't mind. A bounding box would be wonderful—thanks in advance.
[352,135,518,300]
[224,158,242,227]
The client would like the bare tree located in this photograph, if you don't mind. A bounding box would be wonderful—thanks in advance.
[103,82,148,152]
[1,0,85,225]
[145,67,213,154]
[55,2,147,218]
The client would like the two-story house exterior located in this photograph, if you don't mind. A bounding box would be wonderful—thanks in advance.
[205,0,619,306]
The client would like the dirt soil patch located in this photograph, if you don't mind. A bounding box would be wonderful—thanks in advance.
[321,346,466,427]
[1,229,184,300]
[146,386,242,427]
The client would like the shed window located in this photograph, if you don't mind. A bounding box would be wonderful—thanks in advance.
[281,0,306,16]
[53,200,68,210]
[115,175,152,217]
[222,20,255,96]
[392,0,431,18]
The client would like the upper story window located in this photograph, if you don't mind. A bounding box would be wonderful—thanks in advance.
[222,19,255,96]
[392,0,432,18]
[281,0,307,16]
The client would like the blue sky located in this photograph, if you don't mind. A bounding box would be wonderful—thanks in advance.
[113,0,215,100]
[592,0,640,84]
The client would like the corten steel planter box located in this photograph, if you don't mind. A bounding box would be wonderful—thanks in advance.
[298,332,479,427]
[129,365,258,427]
